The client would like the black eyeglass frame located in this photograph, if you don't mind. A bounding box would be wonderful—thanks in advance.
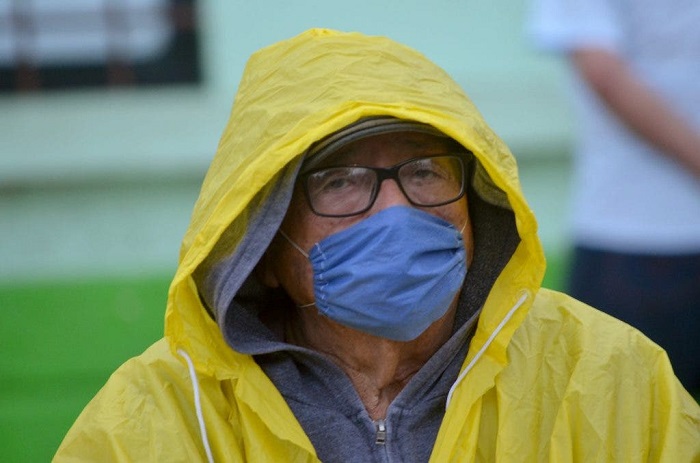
[298,153,471,218]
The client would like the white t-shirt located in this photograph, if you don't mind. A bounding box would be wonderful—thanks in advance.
[528,0,700,253]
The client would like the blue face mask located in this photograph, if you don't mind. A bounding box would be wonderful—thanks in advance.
[280,206,468,341]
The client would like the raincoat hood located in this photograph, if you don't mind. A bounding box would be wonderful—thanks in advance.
[165,28,544,381]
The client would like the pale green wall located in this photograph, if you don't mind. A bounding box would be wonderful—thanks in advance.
[0,0,574,282]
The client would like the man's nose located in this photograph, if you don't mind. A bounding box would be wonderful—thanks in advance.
[371,178,411,211]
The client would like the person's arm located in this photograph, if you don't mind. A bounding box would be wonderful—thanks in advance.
[570,47,700,178]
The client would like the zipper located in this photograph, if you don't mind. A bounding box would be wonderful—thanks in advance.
[375,419,387,445]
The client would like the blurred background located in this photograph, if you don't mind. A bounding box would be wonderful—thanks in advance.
[0,0,573,460]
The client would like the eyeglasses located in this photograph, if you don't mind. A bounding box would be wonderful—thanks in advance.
[299,154,467,217]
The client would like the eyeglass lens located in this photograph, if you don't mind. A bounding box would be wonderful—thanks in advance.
[304,155,465,217]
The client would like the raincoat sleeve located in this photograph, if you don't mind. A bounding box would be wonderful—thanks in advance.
[511,291,700,462]
[53,340,213,462]
[435,290,700,461]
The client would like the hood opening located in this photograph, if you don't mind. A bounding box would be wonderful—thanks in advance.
[199,157,520,347]
[190,118,520,345]
[220,178,520,357]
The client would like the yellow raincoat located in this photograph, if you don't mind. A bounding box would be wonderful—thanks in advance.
[55,29,700,462]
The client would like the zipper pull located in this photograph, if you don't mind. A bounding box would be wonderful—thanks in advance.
[375,419,387,445]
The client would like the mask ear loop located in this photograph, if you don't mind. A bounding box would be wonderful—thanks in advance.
[278,229,309,258]
[278,229,316,308]
[459,217,469,234]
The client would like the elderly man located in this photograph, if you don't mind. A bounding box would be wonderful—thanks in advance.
[55,29,699,462]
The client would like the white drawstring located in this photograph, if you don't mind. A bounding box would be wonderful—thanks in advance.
[445,290,530,409]
[177,348,215,463]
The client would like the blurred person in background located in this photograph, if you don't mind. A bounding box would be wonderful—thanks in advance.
[528,0,700,393]
[55,29,699,461]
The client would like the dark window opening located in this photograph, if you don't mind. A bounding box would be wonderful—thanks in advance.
[0,0,201,92]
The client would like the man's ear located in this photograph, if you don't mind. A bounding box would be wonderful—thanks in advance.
[255,245,281,288]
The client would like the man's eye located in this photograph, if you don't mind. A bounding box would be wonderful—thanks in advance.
[412,167,442,179]
[309,168,365,194]
[322,175,353,191]
[405,162,448,182]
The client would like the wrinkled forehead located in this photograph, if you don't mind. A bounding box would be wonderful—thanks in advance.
[301,116,458,170]
[309,131,465,169]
